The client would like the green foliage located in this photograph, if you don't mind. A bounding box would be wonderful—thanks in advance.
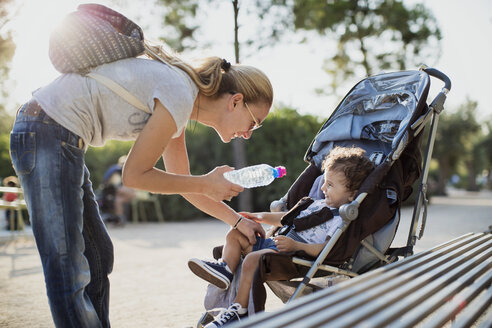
[0,132,15,179]
[85,140,134,189]
[0,0,17,107]
[154,0,200,51]
[431,99,483,194]
[269,0,441,94]
[0,108,15,180]
[479,122,492,170]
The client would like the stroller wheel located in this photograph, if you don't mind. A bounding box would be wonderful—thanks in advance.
[196,311,214,328]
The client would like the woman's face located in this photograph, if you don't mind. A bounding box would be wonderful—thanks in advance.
[221,100,270,143]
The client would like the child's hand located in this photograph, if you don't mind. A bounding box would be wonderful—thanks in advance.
[273,235,299,252]
[239,212,262,223]
[240,211,283,227]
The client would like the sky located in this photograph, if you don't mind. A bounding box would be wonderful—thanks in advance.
[4,0,492,121]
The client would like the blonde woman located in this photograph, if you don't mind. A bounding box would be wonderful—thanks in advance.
[10,44,273,327]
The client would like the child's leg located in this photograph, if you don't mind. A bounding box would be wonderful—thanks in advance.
[222,229,252,272]
[234,249,276,308]
[188,229,254,289]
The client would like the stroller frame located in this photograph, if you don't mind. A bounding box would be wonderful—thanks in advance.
[287,66,451,301]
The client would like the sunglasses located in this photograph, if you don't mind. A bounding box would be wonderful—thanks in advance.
[244,102,262,131]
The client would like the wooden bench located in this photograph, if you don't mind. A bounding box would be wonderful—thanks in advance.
[234,228,492,328]
[0,186,27,232]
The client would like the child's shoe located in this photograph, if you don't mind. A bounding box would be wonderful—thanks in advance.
[188,258,233,289]
[204,303,247,327]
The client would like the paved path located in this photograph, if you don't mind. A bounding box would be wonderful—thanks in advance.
[1,190,491,327]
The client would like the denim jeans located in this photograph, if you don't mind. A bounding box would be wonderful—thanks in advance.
[10,101,114,328]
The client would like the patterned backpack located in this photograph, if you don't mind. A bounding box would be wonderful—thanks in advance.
[49,4,167,113]
[49,3,145,74]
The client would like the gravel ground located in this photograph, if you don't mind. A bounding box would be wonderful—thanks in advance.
[1,189,491,327]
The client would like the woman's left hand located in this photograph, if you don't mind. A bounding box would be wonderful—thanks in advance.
[203,166,244,202]
[273,235,298,252]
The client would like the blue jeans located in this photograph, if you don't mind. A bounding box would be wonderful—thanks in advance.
[10,101,114,327]
[252,236,278,252]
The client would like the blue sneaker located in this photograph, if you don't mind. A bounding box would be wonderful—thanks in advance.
[188,258,234,289]
[204,303,247,327]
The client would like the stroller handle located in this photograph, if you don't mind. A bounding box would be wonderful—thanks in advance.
[422,67,452,92]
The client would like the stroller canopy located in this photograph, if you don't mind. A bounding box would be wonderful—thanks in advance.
[307,70,430,168]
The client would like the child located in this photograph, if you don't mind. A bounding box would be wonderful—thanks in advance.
[188,146,375,327]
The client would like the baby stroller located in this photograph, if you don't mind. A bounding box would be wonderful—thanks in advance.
[198,66,451,326]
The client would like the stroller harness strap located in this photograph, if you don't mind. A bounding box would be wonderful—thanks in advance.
[279,197,338,234]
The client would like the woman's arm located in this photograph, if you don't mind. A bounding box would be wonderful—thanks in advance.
[122,100,242,202]
[274,235,327,257]
[126,99,264,243]
[163,129,265,242]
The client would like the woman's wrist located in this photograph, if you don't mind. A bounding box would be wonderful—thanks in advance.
[232,215,244,229]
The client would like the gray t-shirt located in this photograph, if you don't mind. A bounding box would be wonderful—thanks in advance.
[33,57,198,147]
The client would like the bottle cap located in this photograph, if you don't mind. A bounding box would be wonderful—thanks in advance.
[274,166,287,178]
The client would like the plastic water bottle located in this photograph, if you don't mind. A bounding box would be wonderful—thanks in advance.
[224,164,287,188]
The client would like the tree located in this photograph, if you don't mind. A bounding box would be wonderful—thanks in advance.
[258,0,441,94]
[478,121,492,189]
[154,0,200,52]
[432,99,481,194]
[459,100,482,191]
[0,0,19,179]
[229,0,253,211]
[155,0,258,211]
[0,0,17,114]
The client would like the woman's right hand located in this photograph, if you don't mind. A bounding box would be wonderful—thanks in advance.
[236,217,266,244]
[203,166,244,202]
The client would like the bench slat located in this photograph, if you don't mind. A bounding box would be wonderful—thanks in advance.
[427,267,492,328]
[0,187,23,194]
[374,256,492,328]
[0,200,27,209]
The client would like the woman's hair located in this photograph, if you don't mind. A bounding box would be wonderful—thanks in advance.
[144,42,273,107]
[322,146,375,192]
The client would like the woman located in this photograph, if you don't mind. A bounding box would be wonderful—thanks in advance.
[9,42,273,327]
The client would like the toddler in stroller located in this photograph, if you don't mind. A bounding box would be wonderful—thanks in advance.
[188,146,375,327]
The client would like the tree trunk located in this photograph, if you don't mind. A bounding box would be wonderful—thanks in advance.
[436,159,449,196]
[465,161,479,191]
[231,0,252,211]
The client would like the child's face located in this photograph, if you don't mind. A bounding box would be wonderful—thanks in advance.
[321,169,355,208]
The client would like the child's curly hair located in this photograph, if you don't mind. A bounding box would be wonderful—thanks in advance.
[322,146,375,192]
